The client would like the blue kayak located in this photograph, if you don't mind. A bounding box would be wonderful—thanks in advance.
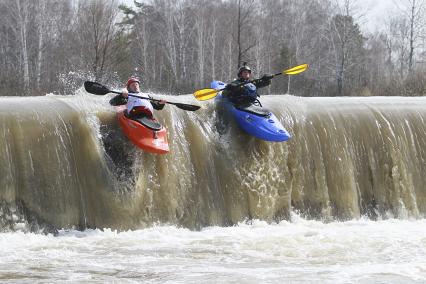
[211,81,291,142]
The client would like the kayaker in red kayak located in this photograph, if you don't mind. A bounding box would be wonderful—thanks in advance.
[109,77,165,118]
[222,63,273,106]
[122,77,165,118]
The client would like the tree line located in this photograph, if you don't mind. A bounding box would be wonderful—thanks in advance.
[0,0,425,97]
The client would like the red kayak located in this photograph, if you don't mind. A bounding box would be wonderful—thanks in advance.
[116,108,169,154]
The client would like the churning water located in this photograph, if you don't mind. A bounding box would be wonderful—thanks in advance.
[1,92,426,282]
[1,216,425,283]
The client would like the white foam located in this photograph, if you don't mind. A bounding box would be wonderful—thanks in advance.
[1,218,425,283]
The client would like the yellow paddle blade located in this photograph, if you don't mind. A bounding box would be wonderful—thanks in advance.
[193,88,219,101]
[283,64,309,75]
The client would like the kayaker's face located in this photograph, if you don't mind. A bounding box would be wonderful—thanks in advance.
[240,70,251,80]
[128,82,140,92]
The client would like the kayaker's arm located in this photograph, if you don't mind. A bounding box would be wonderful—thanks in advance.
[223,79,246,97]
[224,81,241,92]
[152,101,165,110]
[226,75,272,92]
[122,88,129,98]
[109,88,132,106]
[109,93,127,106]
[148,95,166,110]
[252,74,273,89]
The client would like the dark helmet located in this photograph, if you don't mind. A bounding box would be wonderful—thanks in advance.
[237,62,251,77]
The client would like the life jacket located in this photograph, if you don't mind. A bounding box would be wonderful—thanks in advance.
[127,92,154,116]
[243,83,258,101]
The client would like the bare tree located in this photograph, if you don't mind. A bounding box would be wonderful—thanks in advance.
[4,0,32,95]
[393,0,426,73]
[327,0,366,95]
[0,0,424,97]
[234,0,257,68]
[76,0,122,82]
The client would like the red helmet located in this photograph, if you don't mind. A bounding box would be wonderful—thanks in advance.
[126,77,140,89]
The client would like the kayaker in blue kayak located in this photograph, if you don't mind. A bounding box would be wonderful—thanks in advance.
[110,77,165,118]
[222,63,274,106]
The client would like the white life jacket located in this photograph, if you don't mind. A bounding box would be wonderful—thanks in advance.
[126,92,154,115]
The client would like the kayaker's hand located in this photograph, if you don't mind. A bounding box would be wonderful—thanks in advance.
[225,82,239,91]
[122,88,129,98]
[159,100,166,105]
[261,74,273,81]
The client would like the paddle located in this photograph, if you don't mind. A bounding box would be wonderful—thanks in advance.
[193,63,309,101]
[84,81,201,112]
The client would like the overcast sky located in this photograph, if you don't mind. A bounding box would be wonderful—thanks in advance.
[121,0,396,33]
[350,0,396,32]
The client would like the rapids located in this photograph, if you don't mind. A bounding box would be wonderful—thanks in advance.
[0,92,426,232]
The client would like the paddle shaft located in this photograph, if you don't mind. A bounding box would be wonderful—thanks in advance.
[108,89,163,102]
[238,71,285,87]
[209,71,289,96]
[109,89,170,105]
[86,83,199,111]
[218,72,283,92]
[127,93,198,110]
[193,63,308,101]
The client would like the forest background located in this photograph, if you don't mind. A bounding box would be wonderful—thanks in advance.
[0,0,425,97]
